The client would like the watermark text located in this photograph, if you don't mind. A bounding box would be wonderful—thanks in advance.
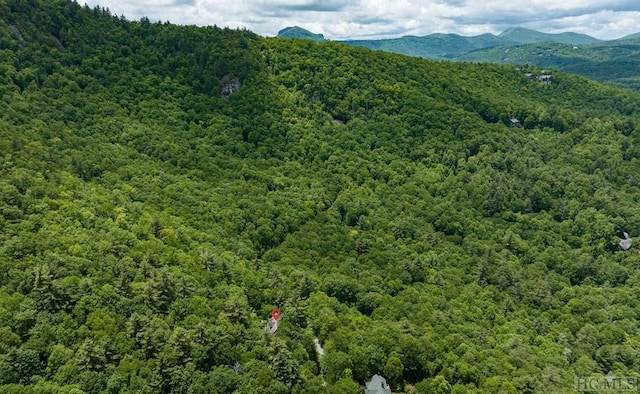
[575,376,637,391]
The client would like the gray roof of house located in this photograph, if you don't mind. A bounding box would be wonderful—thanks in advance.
[619,232,632,250]
[365,374,392,394]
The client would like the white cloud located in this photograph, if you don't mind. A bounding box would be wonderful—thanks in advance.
[80,0,640,40]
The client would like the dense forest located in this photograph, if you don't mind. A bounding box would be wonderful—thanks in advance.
[1,1,640,393]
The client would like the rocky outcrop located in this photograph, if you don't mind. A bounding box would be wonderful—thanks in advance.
[221,75,241,98]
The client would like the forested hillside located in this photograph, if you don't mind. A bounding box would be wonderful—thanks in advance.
[278,26,640,91]
[2,1,640,393]
[457,38,640,90]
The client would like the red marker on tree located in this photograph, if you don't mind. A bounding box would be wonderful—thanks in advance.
[266,308,281,334]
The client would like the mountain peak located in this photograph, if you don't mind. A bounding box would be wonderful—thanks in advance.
[499,27,599,45]
[500,27,536,35]
[277,26,326,42]
[621,32,640,40]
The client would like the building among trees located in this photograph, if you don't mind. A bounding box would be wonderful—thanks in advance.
[365,374,392,394]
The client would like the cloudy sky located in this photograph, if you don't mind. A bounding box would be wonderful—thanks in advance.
[80,0,640,40]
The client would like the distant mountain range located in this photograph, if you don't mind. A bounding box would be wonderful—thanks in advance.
[276,26,602,57]
[276,26,640,89]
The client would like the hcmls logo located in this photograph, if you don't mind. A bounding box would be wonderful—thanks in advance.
[575,373,638,392]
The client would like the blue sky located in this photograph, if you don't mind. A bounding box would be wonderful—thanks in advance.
[80,0,640,40]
